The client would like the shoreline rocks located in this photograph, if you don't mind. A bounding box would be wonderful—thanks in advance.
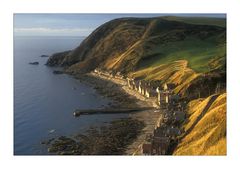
[29,62,39,65]
[75,74,141,109]
[40,55,49,57]
[53,70,64,74]
[44,118,144,155]
[45,50,71,66]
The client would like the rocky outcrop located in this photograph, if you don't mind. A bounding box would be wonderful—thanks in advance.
[29,62,39,65]
[46,50,71,67]
[40,55,49,57]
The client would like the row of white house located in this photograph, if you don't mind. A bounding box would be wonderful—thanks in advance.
[126,77,181,107]
[93,68,181,107]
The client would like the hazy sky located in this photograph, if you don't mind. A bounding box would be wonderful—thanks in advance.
[14,14,226,36]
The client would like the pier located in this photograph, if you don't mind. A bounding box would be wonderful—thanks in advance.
[73,107,155,117]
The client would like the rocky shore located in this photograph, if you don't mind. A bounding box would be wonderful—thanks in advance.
[42,70,162,155]
[44,118,144,155]
[74,73,146,109]
[74,72,163,155]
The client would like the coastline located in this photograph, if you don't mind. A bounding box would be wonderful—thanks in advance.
[74,72,163,155]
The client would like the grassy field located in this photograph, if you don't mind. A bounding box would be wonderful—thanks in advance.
[137,36,226,73]
[162,16,226,28]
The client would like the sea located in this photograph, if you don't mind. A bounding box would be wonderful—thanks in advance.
[14,36,128,155]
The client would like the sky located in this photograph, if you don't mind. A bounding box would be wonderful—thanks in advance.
[14,14,226,37]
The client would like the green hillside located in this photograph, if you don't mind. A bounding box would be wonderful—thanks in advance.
[137,35,226,73]
[162,16,226,27]
[46,16,226,98]
[46,16,226,74]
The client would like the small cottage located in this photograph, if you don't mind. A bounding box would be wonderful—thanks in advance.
[173,111,185,123]
[142,142,153,155]
[154,127,167,137]
[163,83,176,91]
[152,136,170,155]
[138,81,143,94]
[145,84,157,98]
[131,79,137,90]
[126,77,132,88]
[166,126,181,139]
[170,94,181,103]
[156,87,170,106]
[115,71,124,79]
[134,80,140,91]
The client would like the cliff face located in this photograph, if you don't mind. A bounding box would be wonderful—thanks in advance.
[46,17,226,75]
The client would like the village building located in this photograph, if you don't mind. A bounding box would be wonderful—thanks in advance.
[145,83,157,98]
[131,79,137,90]
[154,126,167,137]
[166,126,181,139]
[114,71,124,79]
[127,78,139,90]
[142,142,152,155]
[126,77,132,88]
[141,134,153,155]
[170,94,181,104]
[163,113,174,124]
[142,82,148,96]
[134,80,140,91]
[173,110,185,123]
[138,81,144,94]
[156,87,171,107]
[152,136,170,155]
[163,83,176,91]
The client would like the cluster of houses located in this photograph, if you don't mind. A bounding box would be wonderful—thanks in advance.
[125,74,186,155]
[126,77,181,107]
[93,68,186,155]
[141,106,186,155]
[94,68,125,80]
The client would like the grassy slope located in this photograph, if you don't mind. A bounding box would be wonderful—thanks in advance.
[123,18,226,95]
[47,16,225,75]
[141,36,226,73]
[129,60,199,95]
[162,16,226,28]
[104,19,226,74]
[173,93,226,155]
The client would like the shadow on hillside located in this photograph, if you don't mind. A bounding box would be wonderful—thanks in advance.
[181,94,219,140]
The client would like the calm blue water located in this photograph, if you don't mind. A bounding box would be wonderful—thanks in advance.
[14,36,127,155]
